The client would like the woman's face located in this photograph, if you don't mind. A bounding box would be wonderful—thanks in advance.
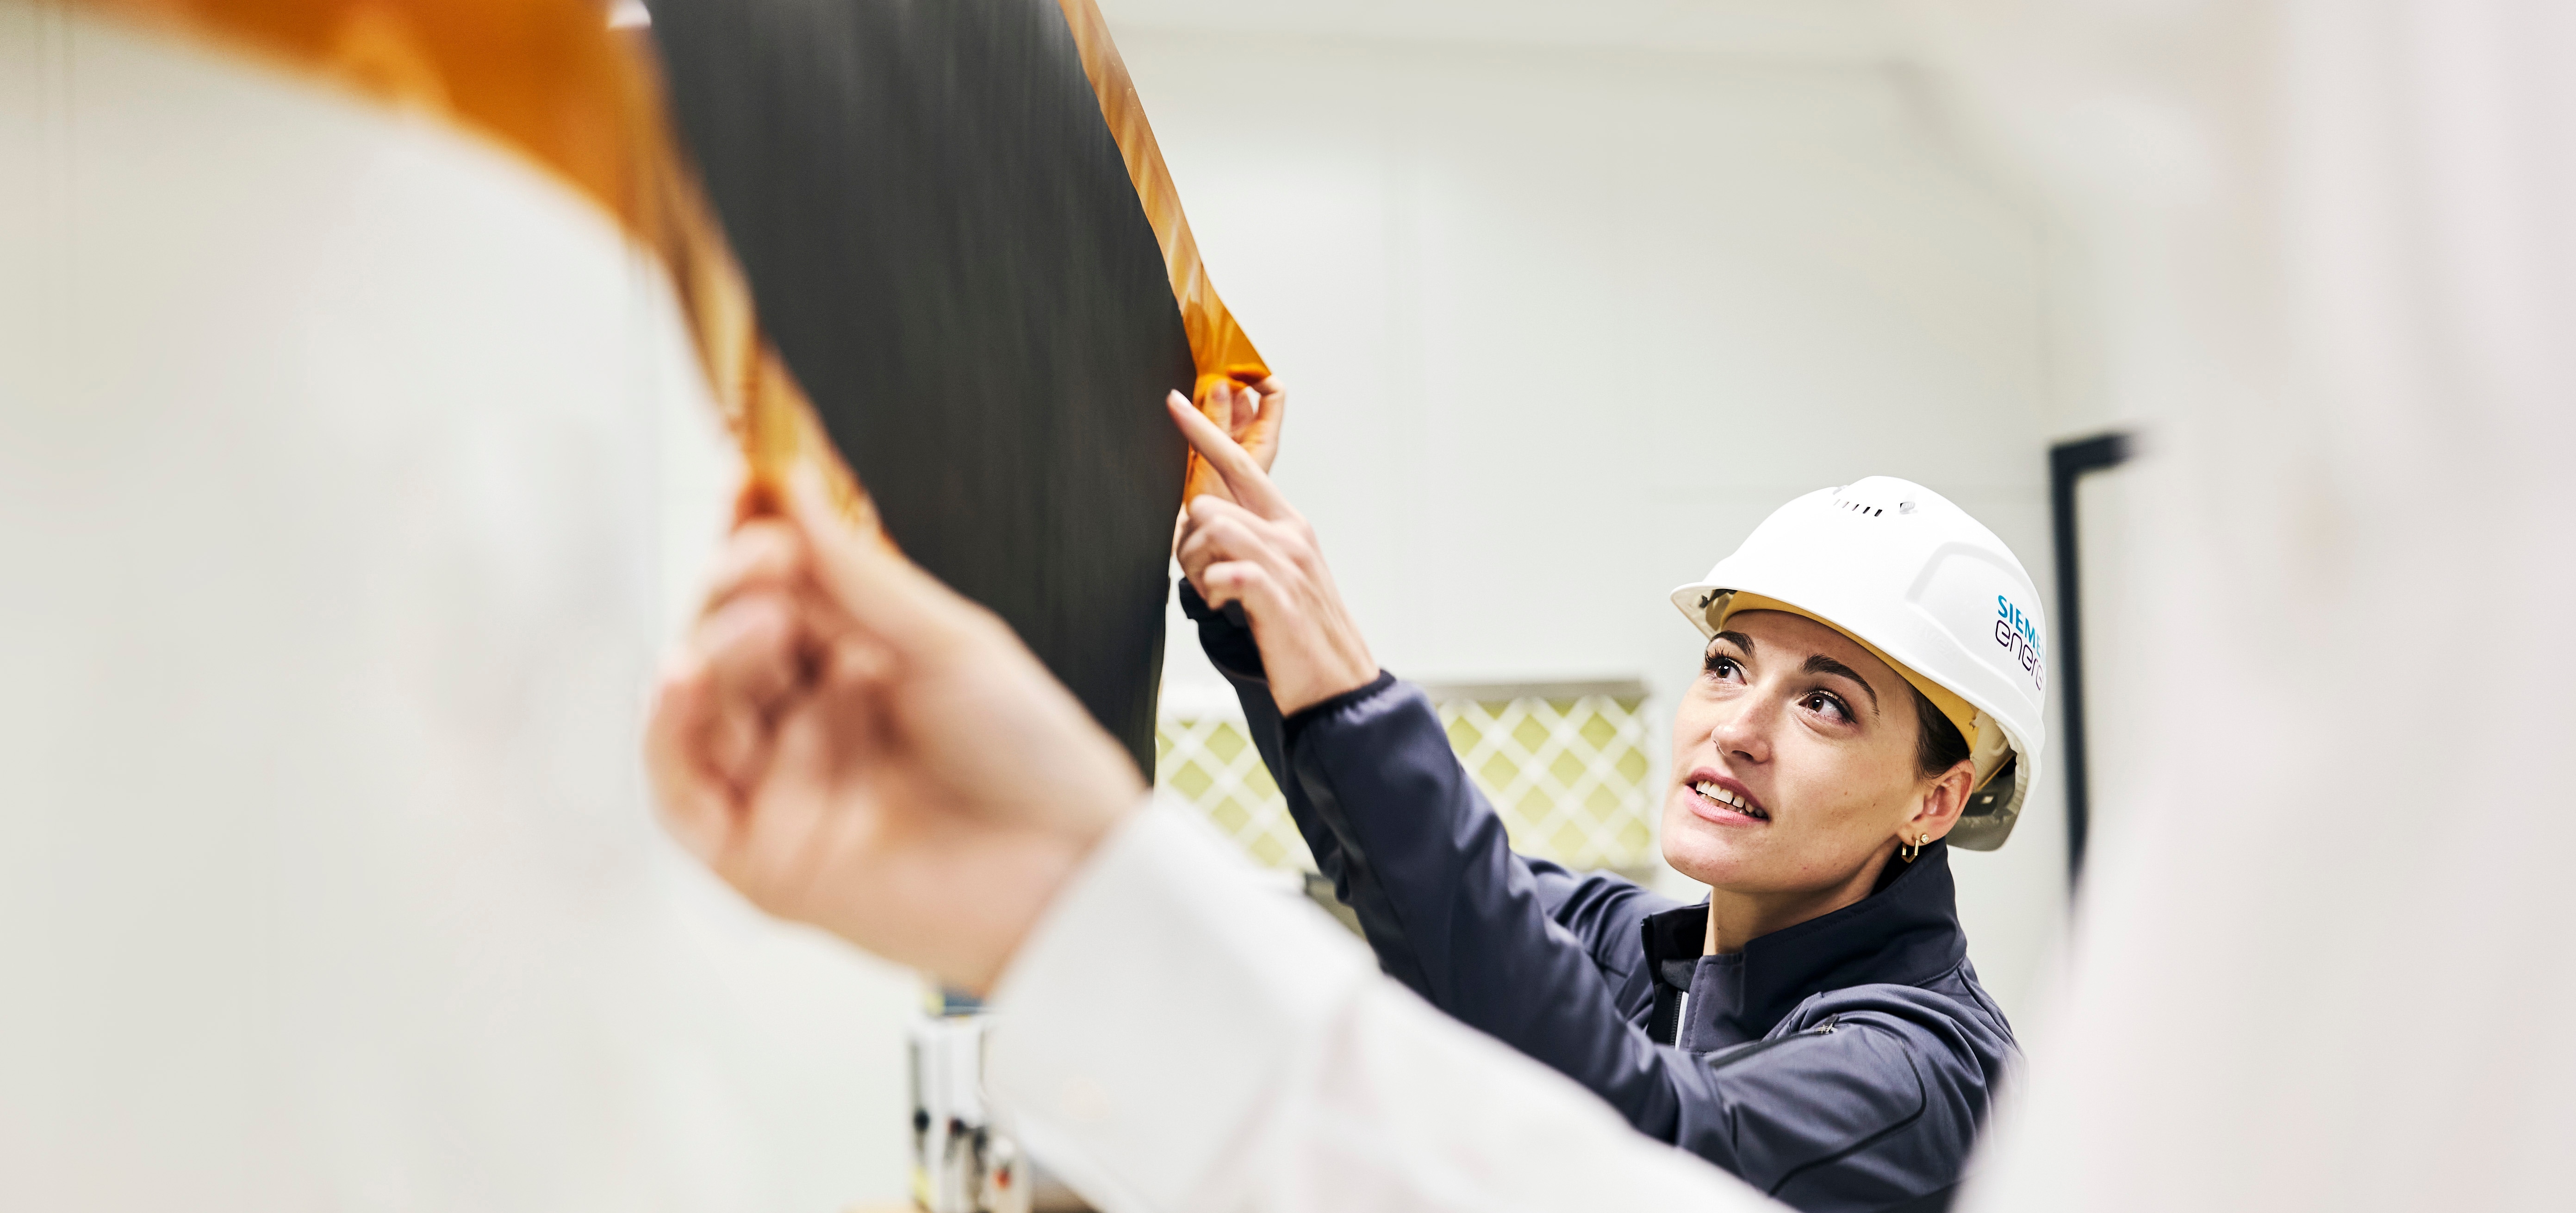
[1661,609,1946,896]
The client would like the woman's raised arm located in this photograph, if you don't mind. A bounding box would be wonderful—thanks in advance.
[1167,390,1380,715]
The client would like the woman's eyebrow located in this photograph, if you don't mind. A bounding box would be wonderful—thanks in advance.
[1713,630,1756,656]
[1802,654,1882,714]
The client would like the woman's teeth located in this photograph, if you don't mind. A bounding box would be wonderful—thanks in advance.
[1694,780,1767,820]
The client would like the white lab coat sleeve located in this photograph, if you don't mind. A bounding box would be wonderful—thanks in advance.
[984,797,1777,1213]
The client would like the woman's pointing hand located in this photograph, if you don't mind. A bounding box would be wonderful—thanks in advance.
[1167,391,1380,716]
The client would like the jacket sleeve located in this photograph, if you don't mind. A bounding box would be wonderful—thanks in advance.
[1175,580,1665,955]
[1174,581,1362,942]
[1178,580,1686,1137]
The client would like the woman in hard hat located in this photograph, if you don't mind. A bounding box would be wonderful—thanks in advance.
[1165,388,2042,1213]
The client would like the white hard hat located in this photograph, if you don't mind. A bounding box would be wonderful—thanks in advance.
[1668,477,2048,850]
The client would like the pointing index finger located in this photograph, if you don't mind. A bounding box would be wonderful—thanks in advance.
[1166,390,1288,518]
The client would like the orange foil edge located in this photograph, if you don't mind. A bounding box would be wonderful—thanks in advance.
[1053,0,1270,502]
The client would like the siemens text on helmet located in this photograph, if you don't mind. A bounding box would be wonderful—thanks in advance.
[1995,595,2044,694]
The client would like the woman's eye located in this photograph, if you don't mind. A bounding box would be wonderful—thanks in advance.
[1703,654,1744,682]
[1803,692,1850,723]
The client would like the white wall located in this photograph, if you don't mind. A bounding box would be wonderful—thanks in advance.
[1122,27,2079,1028]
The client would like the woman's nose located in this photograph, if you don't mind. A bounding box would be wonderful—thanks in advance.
[1710,696,1774,766]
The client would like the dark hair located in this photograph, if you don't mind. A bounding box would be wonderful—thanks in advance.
[1910,684,1972,780]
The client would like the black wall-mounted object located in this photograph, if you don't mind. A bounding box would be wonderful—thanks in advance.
[2050,431,2134,885]
[648,0,1197,776]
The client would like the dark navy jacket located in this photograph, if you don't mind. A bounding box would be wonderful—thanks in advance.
[1182,584,2018,1213]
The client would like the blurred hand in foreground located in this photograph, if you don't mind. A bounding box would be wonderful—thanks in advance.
[1168,390,1380,716]
[645,477,1145,994]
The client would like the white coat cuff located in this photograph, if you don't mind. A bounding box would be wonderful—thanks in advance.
[983,794,1373,1213]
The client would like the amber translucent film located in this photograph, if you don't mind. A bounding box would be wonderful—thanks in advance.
[70,0,865,524]
[1053,0,1271,499]
[70,0,1252,524]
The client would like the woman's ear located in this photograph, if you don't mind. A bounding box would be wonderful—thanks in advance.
[1910,760,1976,843]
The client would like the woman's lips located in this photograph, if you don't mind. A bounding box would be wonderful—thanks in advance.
[1683,775,1769,826]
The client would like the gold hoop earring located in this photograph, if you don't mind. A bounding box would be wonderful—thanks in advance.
[1900,833,1929,863]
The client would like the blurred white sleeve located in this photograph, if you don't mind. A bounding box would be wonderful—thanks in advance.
[984,798,1774,1213]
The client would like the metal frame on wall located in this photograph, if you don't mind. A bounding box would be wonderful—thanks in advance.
[2049,431,2134,884]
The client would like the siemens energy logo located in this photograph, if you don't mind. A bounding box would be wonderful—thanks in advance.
[1995,596,2045,693]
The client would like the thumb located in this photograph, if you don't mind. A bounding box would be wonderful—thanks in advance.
[779,467,986,661]
[645,653,735,865]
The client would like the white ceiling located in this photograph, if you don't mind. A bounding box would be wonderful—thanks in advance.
[1093,0,1916,62]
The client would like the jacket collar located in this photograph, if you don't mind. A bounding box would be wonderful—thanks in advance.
[1641,842,1968,1041]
